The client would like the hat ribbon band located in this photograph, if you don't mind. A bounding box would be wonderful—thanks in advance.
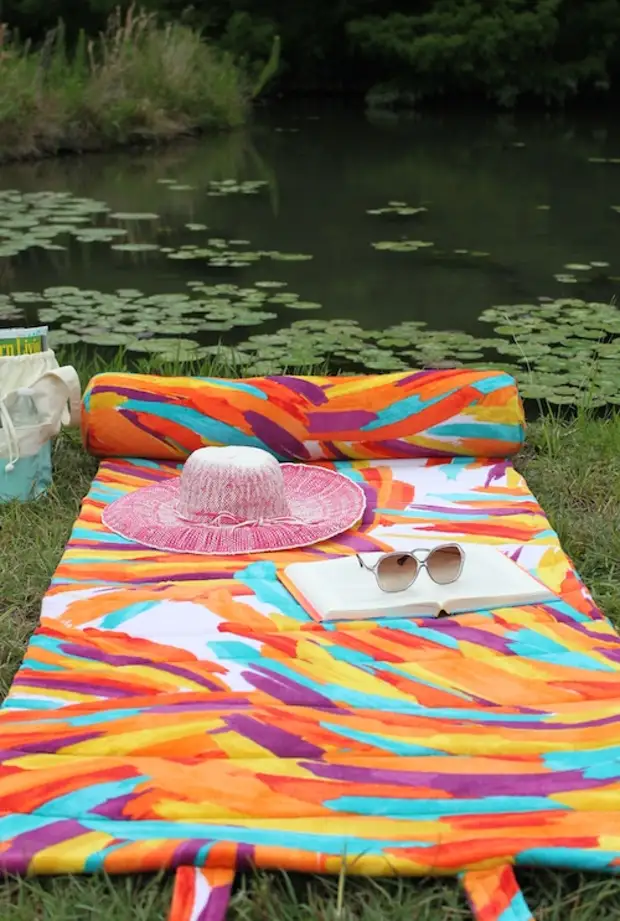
[176,510,321,530]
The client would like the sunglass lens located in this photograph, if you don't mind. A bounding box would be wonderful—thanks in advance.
[428,545,463,584]
[376,553,418,592]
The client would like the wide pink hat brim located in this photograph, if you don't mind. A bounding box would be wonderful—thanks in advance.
[102,463,366,555]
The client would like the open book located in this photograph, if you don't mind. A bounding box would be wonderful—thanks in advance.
[279,545,556,622]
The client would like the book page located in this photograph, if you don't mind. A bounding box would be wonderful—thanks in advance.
[284,556,443,619]
[441,546,555,612]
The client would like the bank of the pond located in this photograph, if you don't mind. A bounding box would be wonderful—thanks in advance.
[0,11,248,163]
[0,363,619,918]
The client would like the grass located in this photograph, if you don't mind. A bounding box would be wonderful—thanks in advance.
[0,359,619,918]
[0,7,248,162]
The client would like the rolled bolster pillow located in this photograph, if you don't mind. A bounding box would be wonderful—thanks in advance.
[81,368,525,461]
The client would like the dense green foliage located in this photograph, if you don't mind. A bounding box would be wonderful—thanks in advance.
[2,0,620,105]
[351,0,620,107]
[0,9,247,160]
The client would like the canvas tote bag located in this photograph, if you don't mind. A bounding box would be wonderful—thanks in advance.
[0,350,81,502]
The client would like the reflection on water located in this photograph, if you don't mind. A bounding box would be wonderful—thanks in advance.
[2,103,620,344]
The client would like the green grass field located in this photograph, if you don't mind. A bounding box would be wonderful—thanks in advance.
[1,403,619,919]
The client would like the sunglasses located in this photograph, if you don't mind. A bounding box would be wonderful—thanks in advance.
[356,544,465,593]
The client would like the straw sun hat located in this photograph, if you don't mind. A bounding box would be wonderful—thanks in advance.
[102,445,366,555]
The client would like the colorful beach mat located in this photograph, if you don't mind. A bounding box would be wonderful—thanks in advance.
[2,370,619,921]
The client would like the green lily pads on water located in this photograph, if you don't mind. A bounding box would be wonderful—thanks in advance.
[1,280,324,347]
[2,226,617,408]
[207,179,267,196]
[128,337,200,354]
[11,291,46,303]
[267,252,314,261]
[0,190,116,256]
[75,228,128,241]
[111,243,161,252]
[116,289,144,299]
[367,202,428,217]
[163,239,314,267]
[81,332,138,346]
[268,293,299,304]
[372,240,434,252]
[47,330,81,347]
[285,301,322,310]
[110,213,160,221]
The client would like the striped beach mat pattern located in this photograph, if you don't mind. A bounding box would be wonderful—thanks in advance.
[1,372,619,918]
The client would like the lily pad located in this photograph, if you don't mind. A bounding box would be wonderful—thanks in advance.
[81,333,137,346]
[0,190,116,256]
[110,212,160,221]
[75,228,128,240]
[207,179,267,196]
[111,243,161,252]
[268,252,314,261]
[367,202,427,217]
[10,292,46,303]
[128,337,200,354]
[47,330,81,346]
[372,240,434,252]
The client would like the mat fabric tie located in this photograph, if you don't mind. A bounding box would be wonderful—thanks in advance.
[168,867,235,921]
[461,865,536,920]
[167,865,534,921]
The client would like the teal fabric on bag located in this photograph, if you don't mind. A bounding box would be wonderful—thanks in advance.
[0,442,52,502]
[0,360,80,504]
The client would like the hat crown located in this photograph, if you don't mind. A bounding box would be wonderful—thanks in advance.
[177,446,290,523]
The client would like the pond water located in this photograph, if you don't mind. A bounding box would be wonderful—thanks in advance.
[1,103,620,403]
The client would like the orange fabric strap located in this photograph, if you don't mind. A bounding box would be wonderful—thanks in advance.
[168,867,235,921]
[461,865,535,921]
[168,863,535,921]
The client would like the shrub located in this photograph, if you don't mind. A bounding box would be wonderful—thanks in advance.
[0,7,248,161]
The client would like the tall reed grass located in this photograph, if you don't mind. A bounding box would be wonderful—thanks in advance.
[0,7,248,161]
